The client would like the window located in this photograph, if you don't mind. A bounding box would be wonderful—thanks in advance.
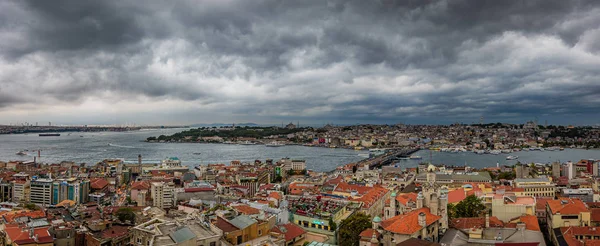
[259,230,262,236]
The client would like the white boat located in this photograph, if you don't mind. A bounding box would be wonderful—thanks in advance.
[265,141,285,147]
[506,155,519,160]
[409,155,422,160]
[239,141,256,145]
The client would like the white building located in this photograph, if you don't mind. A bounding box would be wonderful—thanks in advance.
[30,178,53,206]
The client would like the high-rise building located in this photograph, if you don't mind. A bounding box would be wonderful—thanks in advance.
[552,162,561,178]
[52,178,90,205]
[0,182,12,202]
[151,182,175,209]
[30,178,53,206]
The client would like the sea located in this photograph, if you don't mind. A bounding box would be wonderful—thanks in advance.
[1,128,599,172]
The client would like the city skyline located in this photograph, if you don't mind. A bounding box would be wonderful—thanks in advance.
[1,1,600,125]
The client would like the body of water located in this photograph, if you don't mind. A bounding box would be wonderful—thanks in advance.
[2,129,599,172]
[0,129,365,172]
[392,149,600,169]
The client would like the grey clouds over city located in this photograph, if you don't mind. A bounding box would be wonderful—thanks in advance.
[1,0,600,125]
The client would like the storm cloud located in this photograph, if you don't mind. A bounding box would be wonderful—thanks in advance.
[1,0,600,125]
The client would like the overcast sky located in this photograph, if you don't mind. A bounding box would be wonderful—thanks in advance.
[1,0,600,126]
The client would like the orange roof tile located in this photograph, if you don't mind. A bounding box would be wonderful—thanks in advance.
[359,228,381,239]
[351,186,389,209]
[232,205,260,215]
[2,210,46,223]
[268,191,282,200]
[396,193,418,206]
[381,208,441,235]
[518,215,541,231]
[450,216,504,229]
[271,223,306,242]
[448,188,466,204]
[90,178,109,190]
[4,224,53,244]
[592,208,600,222]
[131,181,150,190]
[548,198,589,215]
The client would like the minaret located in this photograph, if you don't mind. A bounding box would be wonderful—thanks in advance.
[372,216,382,230]
[440,187,449,231]
[389,192,397,219]
[417,191,424,209]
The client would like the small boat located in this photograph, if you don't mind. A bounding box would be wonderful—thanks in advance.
[16,151,27,156]
[239,141,256,145]
[80,135,84,137]
[398,157,410,160]
[506,155,519,160]
[193,152,201,155]
[39,133,60,137]
[409,155,422,160]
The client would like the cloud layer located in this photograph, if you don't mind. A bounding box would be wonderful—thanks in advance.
[1,0,600,125]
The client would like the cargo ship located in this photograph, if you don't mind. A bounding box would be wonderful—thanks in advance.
[39,133,61,137]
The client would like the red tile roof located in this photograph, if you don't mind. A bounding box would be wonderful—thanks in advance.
[351,185,389,209]
[547,198,589,215]
[450,216,504,229]
[2,210,46,223]
[271,223,306,242]
[233,205,260,215]
[130,181,149,190]
[380,208,441,235]
[448,188,466,204]
[591,209,600,223]
[396,193,418,206]
[512,215,541,231]
[4,224,53,245]
[359,228,381,239]
[214,217,239,233]
[90,178,109,190]
[268,191,282,201]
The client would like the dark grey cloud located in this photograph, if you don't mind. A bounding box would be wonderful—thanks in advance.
[1,0,600,125]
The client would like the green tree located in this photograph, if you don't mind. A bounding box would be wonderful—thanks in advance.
[450,195,486,218]
[329,217,337,231]
[116,207,136,222]
[24,203,38,210]
[338,212,371,246]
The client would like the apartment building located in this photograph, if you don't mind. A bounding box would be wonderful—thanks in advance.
[30,178,53,206]
[514,177,556,198]
[151,182,175,209]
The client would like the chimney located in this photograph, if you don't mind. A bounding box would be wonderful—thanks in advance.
[516,222,526,230]
[418,212,426,227]
[485,213,490,228]
[29,227,34,238]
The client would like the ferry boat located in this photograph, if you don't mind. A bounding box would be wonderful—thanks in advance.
[409,155,422,160]
[506,155,519,160]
